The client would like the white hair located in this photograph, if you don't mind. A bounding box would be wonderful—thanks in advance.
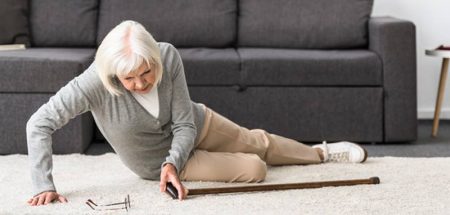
[95,20,163,96]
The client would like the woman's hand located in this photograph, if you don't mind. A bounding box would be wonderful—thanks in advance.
[160,163,188,200]
[27,191,68,206]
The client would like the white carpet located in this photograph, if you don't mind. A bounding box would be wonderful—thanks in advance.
[1,153,450,214]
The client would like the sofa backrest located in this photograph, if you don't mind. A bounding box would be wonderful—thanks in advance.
[238,0,373,49]
[0,0,30,46]
[30,0,98,47]
[25,0,372,49]
[96,0,237,48]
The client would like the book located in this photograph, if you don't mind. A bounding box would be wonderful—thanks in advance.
[436,45,450,51]
[0,44,26,51]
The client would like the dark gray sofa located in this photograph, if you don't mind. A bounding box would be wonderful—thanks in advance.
[0,0,417,154]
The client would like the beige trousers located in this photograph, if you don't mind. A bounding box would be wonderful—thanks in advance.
[179,105,322,183]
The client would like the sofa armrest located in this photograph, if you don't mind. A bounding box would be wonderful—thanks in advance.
[369,16,417,142]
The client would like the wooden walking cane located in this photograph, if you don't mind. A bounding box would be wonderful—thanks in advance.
[165,177,380,199]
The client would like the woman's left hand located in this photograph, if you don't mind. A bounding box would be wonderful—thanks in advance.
[160,163,188,200]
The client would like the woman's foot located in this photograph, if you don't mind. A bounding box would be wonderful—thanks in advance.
[312,141,368,163]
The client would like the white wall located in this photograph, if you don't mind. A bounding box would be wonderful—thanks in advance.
[372,0,450,119]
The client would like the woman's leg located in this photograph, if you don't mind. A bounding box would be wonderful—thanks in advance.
[195,107,322,166]
[180,150,267,182]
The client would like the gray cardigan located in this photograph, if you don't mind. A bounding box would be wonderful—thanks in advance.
[26,42,206,196]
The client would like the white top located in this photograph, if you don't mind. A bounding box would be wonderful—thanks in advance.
[131,86,160,118]
[425,49,450,58]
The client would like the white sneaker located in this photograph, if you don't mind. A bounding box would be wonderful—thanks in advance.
[312,141,368,163]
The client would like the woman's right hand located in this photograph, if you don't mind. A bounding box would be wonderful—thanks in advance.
[27,191,68,206]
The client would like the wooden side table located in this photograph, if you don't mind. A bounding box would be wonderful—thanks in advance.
[425,49,450,137]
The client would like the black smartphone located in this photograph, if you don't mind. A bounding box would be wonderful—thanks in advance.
[165,182,178,199]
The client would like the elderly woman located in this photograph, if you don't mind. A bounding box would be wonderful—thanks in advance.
[26,20,368,206]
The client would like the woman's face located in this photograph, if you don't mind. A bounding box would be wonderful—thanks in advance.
[117,63,156,94]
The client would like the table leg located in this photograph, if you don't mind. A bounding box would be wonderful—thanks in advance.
[432,58,450,137]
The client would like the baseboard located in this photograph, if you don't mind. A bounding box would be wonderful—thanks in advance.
[418,108,450,119]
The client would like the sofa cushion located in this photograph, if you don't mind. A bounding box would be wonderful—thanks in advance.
[0,0,30,46]
[238,0,373,49]
[97,0,237,48]
[0,48,95,92]
[237,48,382,86]
[0,93,94,154]
[189,86,383,142]
[30,0,98,47]
[178,48,240,85]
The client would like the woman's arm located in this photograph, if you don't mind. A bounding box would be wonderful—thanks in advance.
[26,63,103,198]
[161,44,197,174]
[159,44,196,200]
